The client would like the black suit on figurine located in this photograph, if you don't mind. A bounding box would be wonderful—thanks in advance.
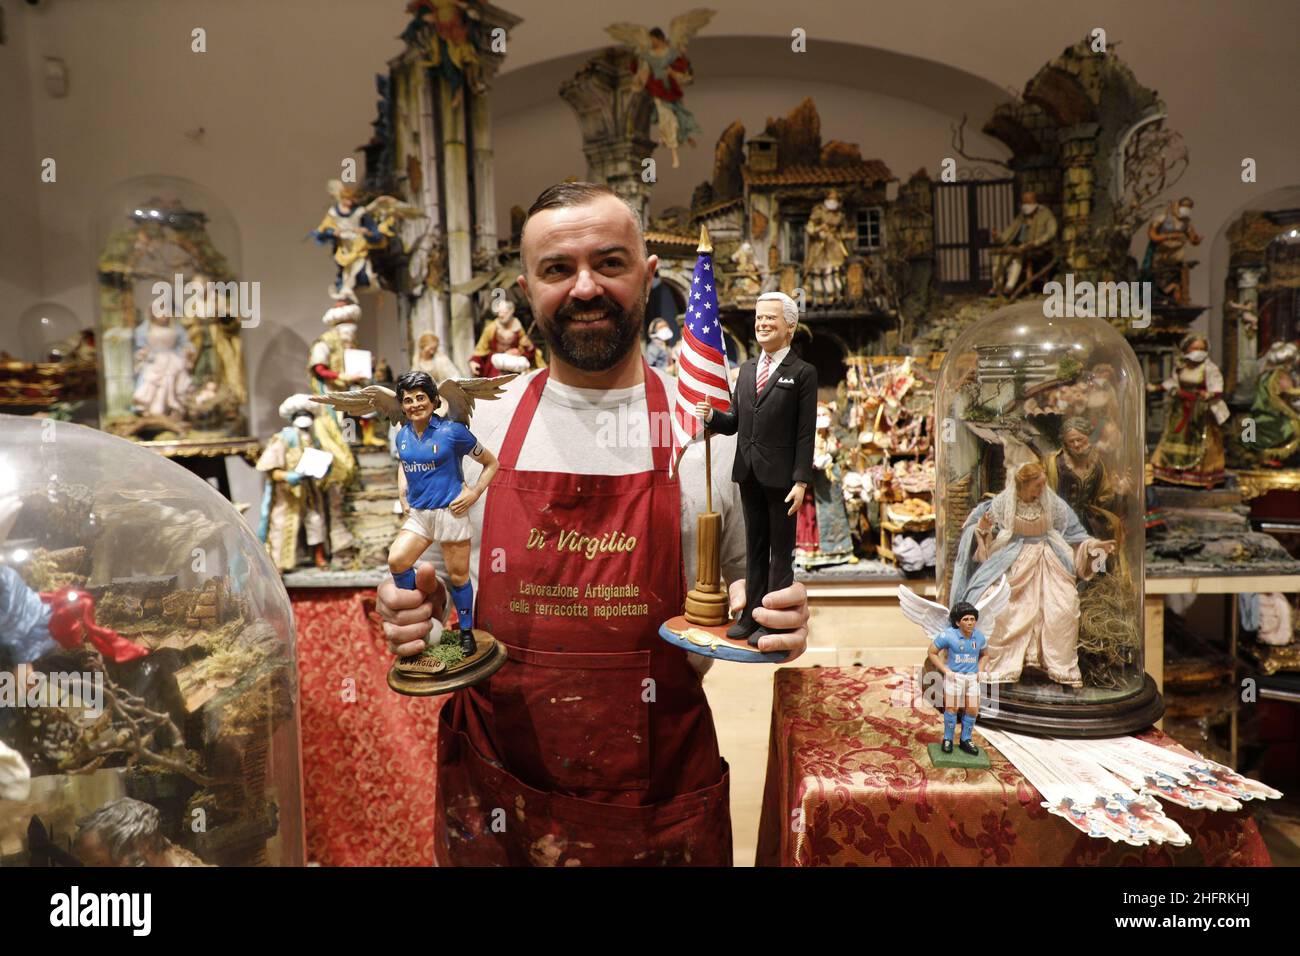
[708,349,817,634]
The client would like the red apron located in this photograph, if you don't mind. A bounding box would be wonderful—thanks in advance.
[433,363,733,866]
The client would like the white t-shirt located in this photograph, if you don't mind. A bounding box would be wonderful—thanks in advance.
[420,367,746,621]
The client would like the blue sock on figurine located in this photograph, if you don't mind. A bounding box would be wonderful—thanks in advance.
[451,580,474,631]
[451,580,477,657]
[392,567,418,591]
[943,710,957,743]
[960,713,977,743]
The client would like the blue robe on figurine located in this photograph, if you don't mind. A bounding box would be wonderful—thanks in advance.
[0,565,57,666]
[949,483,1103,687]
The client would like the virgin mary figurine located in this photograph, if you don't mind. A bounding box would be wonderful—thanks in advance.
[948,461,1115,688]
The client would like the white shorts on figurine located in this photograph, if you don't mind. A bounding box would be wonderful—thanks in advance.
[402,506,472,544]
[944,671,980,700]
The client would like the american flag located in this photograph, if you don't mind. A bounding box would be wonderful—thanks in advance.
[670,246,731,477]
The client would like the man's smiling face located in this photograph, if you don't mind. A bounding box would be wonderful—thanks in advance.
[518,194,656,372]
[754,298,790,351]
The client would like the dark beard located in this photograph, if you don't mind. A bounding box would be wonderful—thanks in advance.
[537,292,646,372]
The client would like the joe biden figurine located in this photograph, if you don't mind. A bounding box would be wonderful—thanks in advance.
[695,292,817,644]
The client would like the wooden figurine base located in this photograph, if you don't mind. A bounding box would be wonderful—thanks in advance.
[927,742,991,770]
[387,629,507,696]
[659,614,789,663]
[977,675,1165,738]
[684,586,729,626]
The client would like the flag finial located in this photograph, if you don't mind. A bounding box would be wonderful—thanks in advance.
[697,225,712,255]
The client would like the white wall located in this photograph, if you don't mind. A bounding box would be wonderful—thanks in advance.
[1,0,1298,510]
[0,0,42,337]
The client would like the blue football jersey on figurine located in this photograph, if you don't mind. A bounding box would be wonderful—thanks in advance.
[397,417,479,510]
[934,626,986,675]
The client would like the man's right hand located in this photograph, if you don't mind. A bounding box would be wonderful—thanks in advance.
[376,562,445,657]
[693,401,713,423]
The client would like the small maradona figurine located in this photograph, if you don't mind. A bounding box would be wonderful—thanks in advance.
[898,576,1009,761]
[928,602,989,755]
[314,370,514,684]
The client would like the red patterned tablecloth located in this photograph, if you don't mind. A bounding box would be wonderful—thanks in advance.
[755,667,1272,867]
[293,588,441,866]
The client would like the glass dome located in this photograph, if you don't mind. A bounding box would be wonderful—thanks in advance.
[14,302,82,364]
[934,300,1161,735]
[0,415,303,866]
[93,175,252,447]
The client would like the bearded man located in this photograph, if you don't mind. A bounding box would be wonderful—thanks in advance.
[374,182,811,866]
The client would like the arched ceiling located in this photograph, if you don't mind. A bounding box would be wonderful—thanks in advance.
[493,35,1012,127]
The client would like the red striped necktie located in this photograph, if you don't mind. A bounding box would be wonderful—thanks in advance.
[756,352,772,396]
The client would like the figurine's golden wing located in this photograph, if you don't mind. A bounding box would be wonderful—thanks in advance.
[311,384,403,427]
[438,374,518,425]
[605,21,652,54]
[364,194,425,221]
[896,585,950,641]
[667,8,715,53]
[974,575,1012,636]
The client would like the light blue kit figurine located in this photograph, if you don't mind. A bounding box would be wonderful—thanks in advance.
[898,576,1010,761]
[928,602,989,755]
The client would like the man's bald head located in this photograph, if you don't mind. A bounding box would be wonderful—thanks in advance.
[516,182,657,375]
[521,182,644,271]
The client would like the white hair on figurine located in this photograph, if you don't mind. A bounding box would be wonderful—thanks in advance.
[757,291,799,329]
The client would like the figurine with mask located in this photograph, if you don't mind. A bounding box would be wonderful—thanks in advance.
[1152,334,1230,488]
[990,190,1058,297]
[256,394,355,571]
[645,317,675,371]
[1142,197,1203,304]
[803,190,853,305]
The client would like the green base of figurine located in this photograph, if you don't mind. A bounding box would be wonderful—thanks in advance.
[927,742,991,770]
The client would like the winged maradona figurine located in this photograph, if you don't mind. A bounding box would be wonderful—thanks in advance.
[898,576,1011,758]
[313,370,515,688]
[605,9,714,169]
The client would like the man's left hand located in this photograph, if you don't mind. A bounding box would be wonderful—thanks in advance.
[784,482,807,517]
[729,579,810,661]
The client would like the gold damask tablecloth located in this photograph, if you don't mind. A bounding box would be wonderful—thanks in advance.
[755,666,1271,867]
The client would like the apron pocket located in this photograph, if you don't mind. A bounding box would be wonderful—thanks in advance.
[491,645,652,793]
[441,717,733,867]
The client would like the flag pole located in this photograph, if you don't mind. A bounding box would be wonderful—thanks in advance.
[705,431,713,514]
[697,223,715,517]
[684,225,728,627]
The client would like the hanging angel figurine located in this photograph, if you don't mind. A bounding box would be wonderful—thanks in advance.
[312,370,514,667]
[606,9,715,169]
[311,180,425,299]
[898,576,1010,756]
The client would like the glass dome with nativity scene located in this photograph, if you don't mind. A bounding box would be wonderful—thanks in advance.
[929,300,1163,736]
[93,175,256,456]
[0,415,303,866]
